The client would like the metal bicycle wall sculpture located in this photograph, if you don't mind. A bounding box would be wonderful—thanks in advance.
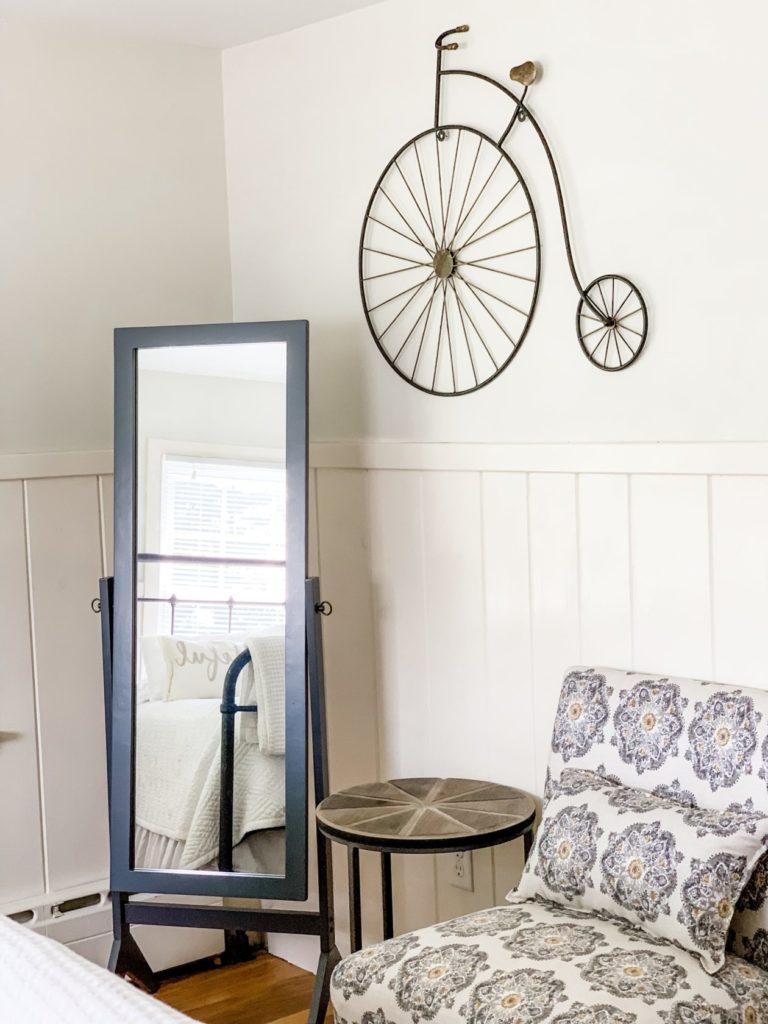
[358,25,648,395]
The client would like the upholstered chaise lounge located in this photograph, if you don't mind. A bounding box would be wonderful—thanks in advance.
[330,667,768,1023]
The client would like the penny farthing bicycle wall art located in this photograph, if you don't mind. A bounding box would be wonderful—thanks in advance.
[358,25,649,395]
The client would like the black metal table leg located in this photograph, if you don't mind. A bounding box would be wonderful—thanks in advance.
[381,852,393,941]
[348,846,362,952]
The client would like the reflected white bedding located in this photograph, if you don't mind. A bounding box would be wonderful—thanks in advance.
[135,699,285,869]
[0,912,191,1023]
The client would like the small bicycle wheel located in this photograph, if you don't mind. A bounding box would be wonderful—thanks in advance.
[576,275,647,371]
[359,125,541,395]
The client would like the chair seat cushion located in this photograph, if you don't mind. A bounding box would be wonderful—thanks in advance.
[330,898,768,1024]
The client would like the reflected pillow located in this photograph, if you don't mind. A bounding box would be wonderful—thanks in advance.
[511,768,768,973]
[140,634,246,701]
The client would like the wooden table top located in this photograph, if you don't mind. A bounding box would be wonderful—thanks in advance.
[315,778,535,853]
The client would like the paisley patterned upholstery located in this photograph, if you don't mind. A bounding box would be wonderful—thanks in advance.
[330,667,768,1022]
[545,667,768,961]
[331,899,768,1023]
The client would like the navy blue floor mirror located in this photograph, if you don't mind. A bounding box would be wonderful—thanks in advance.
[98,321,338,1020]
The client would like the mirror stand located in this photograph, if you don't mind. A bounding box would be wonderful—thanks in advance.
[99,576,340,1020]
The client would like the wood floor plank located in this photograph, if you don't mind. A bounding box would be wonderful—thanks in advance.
[154,953,332,1024]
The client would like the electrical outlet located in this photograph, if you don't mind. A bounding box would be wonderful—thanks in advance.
[451,851,474,892]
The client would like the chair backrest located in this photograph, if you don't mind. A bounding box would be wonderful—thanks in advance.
[545,666,768,966]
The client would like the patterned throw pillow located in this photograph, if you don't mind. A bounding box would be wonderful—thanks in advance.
[512,768,768,973]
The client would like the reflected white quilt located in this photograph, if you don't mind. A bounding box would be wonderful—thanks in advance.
[0,913,190,1023]
[135,699,285,868]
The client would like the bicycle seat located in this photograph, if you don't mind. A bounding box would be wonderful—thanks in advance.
[510,61,538,86]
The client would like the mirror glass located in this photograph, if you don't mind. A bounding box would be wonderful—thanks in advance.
[134,342,287,876]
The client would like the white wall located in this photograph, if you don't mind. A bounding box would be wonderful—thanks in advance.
[221,0,768,958]
[0,18,233,454]
[223,0,768,444]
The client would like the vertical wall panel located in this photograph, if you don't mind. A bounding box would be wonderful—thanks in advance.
[367,471,429,780]
[367,470,437,934]
[25,476,109,891]
[98,474,114,576]
[315,468,382,948]
[481,473,535,792]
[421,472,487,779]
[528,474,580,793]
[711,476,768,689]
[630,475,712,679]
[578,474,633,668]
[0,481,45,903]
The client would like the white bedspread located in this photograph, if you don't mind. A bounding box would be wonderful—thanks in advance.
[0,913,190,1023]
[135,699,285,868]
[242,635,285,755]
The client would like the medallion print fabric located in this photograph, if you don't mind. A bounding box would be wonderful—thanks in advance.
[330,898,768,1024]
[686,692,760,792]
[611,680,687,775]
[514,769,768,972]
[542,667,768,969]
[551,670,612,762]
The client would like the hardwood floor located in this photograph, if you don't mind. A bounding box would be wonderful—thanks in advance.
[154,952,333,1024]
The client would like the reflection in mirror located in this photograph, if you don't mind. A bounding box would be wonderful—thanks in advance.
[134,342,287,875]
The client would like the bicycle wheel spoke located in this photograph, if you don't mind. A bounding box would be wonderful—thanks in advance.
[442,130,462,246]
[458,210,531,253]
[368,274,433,315]
[456,274,519,350]
[450,135,483,250]
[449,154,503,250]
[611,278,616,317]
[596,281,611,317]
[614,324,637,358]
[455,261,535,284]
[413,140,440,249]
[448,277,478,388]
[395,159,438,250]
[392,278,440,364]
[368,215,430,251]
[411,280,440,381]
[580,320,609,341]
[378,276,435,340]
[380,187,434,254]
[454,180,520,251]
[579,311,604,324]
[615,321,644,338]
[432,287,448,391]
[459,245,536,266]
[442,281,457,392]
[616,307,643,323]
[435,135,447,248]
[455,271,529,318]
[590,327,611,360]
[612,329,623,368]
[363,247,430,266]
[612,285,634,319]
[451,279,501,370]
[363,262,432,282]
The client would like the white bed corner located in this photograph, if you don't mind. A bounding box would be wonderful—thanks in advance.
[0,912,192,1023]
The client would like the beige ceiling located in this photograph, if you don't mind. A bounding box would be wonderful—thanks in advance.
[0,0,386,49]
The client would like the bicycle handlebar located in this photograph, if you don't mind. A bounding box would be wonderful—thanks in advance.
[435,25,469,50]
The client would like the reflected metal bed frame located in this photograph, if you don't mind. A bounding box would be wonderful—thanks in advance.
[136,549,288,876]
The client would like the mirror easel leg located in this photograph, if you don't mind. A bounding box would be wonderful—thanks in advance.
[308,945,341,1024]
[108,894,157,993]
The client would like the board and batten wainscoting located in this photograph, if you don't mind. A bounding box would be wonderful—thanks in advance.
[4,443,768,966]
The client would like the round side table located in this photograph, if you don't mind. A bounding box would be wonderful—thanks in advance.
[315,777,535,952]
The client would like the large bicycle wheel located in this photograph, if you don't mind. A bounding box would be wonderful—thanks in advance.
[359,126,541,396]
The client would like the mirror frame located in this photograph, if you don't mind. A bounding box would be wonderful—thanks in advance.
[111,321,308,900]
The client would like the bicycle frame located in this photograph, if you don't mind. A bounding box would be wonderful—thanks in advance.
[434,25,604,321]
